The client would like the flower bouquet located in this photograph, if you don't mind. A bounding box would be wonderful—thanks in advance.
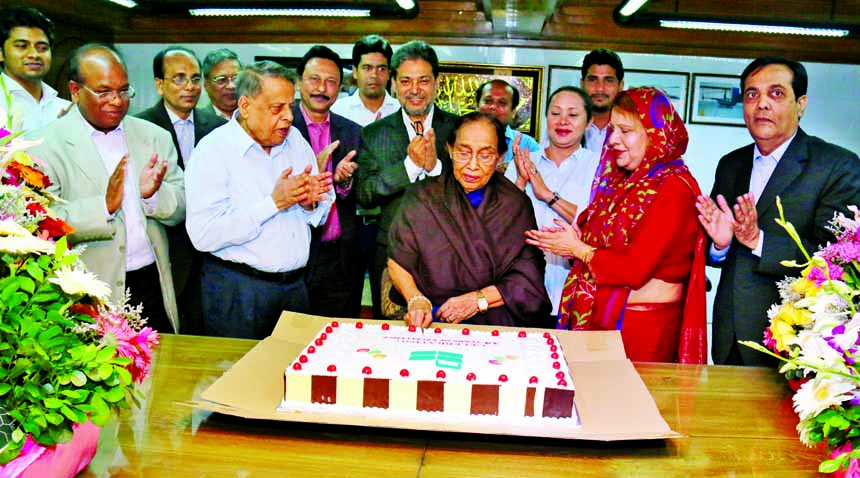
[0,89,158,477]
[742,198,860,476]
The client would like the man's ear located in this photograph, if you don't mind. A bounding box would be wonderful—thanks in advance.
[797,95,808,119]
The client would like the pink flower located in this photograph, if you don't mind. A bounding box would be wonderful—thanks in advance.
[0,128,11,140]
[822,242,860,264]
[96,314,159,384]
[831,442,860,478]
[763,327,777,351]
[807,261,845,287]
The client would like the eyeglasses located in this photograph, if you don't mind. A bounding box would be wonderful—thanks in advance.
[77,83,136,102]
[302,75,340,89]
[210,74,238,87]
[452,148,499,165]
[167,75,202,88]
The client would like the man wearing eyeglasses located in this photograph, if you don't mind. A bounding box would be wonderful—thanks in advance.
[292,45,364,319]
[136,46,225,334]
[202,48,241,121]
[33,43,186,334]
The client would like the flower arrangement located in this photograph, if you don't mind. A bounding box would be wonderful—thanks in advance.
[0,82,158,474]
[742,198,860,476]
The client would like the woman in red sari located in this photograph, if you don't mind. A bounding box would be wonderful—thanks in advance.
[526,87,707,363]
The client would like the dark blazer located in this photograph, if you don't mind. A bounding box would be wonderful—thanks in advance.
[136,101,226,169]
[709,128,860,366]
[134,101,226,300]
[354,105,458,248]
[291,105,363,278]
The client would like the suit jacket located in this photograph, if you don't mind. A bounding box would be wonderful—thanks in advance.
[135,101,226,169]
[134,102,225,302]
[709,128,860,365]
[354,105,458,248]
[291,104,362,278]
[33,107,186,332]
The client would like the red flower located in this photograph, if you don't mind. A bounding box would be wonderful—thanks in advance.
[70,303,100,319]
[5,161,52,189]
[26,202,47,216]
[37,216,75,240]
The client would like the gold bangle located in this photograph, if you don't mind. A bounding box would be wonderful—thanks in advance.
[407,294,432,310]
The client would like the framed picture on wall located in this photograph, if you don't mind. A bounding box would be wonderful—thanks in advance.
[548,66,689,120]
[690,74,746,126]
[434,62,543,139]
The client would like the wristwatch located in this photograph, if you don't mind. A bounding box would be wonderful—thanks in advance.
[547,192,561,207]
[476,290,489,314]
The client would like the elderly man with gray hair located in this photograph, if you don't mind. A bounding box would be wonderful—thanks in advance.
[202,48,241,120]
[185,60,334,339]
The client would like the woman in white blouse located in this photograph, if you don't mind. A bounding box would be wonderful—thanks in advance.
[504,86,599,317]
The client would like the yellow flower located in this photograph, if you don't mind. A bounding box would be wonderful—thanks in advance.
[770,314,798,353]
[776,303,813,327]
[0,235,55,254]
[0,218,31,237]
[791,278,821,297]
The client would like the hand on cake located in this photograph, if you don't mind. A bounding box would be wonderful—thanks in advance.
[405,298,433,329]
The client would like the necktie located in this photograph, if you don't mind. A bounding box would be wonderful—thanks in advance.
[413,120,424,137]
[375,111,382,122]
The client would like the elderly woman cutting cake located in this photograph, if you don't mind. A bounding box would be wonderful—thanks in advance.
[387,112,552,329]
[526,88,707,363]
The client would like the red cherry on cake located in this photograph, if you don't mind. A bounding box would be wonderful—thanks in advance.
[557,379,568,387]
[436,370,446,379]
[529,376,538,384]
[408,325,416,332]
[517,331,527,338]
[400,369,409,377]
[552,361,561,369]
[325,326,333,333]
[331,321,339,327]
[299,355,308,363]
[555,371,565,379]
[356,321,364,329]
[307,346,316,354]
[320,333,327,340]
[550,345,558,352]
[314,338,324,346]
[327,365,337,372]
[362,366,372,375]
[491,330,499,336]
[382,323,390,330]
[292,363,302,371]
[550,352,559,359]
[546,337,554,345]
[434,327,442,334]
[461,328,470,335]
[498,374,508,382]
[543,332,551,339]
[466,372,476,381]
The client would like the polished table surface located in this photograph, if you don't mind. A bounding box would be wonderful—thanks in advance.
[79,333,826,477]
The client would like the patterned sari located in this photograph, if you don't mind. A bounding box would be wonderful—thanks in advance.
[557,87,707,364]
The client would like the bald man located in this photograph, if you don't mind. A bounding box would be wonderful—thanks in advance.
[32,43,186,333]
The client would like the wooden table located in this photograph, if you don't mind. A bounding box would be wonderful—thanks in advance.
[79,334,826,477]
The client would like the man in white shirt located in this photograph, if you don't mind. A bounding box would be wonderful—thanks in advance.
[331,35,399,126]
[580,48,624,156]
[697,56,860,366]
[136,46,226,334]
[34,44,186,334]
[354,40,457,319]
[331,34,399,320]
[185,61,334,339]
[0,7,70,132]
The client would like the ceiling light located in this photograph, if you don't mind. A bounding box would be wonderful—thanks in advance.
[107,0,137,7]
[660,20,849,37]
[618,0,648,18]
[189,8,371,17]
[395,0,415,9]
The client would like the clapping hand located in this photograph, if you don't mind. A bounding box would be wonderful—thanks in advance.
[302,170,333,209]
[407,128,437,172]
[333,150,358,186]
[139,153,167,199]
[525,218,582,258]
[271,165,310,210]
[696,193,760,250]
[105,155,127,214]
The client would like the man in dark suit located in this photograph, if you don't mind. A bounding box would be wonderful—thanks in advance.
[136,46,225,334]
[292,46,363,318]
[697,56,860,366]
[354,40,458,319]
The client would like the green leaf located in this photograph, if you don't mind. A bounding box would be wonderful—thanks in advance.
[45,412,64,425]
[115,366,132,386]
[88,394,111,426]
[17,276,35,295]
[25,261,44,282]
[0,383,10,396]
[59,405,86,423]
[11,428,24,444]
[22,420,40,435]
[54,236,68,257]
[44,397,64,409]
[820,458,843,474]
[103,386,125,403]
[96,346,116,363]
[70,370,87,387]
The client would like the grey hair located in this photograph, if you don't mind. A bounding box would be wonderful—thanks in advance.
[235,61,296,99]
[202,48,240,78]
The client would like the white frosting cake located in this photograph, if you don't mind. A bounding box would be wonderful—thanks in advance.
[281,321,578,421]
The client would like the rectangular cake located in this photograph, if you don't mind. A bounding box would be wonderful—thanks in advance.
[281,321,577,421]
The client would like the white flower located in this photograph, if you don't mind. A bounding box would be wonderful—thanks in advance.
[48,266,112,302]
[828,313,860,353]
[804,293,851,333]
[792,331,847,374]
[796,417,816,447]
[0,235,55,254]
[0,218,32,237]
[793,375,856,421]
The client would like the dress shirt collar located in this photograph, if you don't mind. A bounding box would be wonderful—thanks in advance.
[538,145,586,167]
[300,103,330,127]
[1,72,59,102]
[753,130,798,163]
[165,103,194,126]
[401,104,435,140]
[350,91,398,112]
[80,110,125,138]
